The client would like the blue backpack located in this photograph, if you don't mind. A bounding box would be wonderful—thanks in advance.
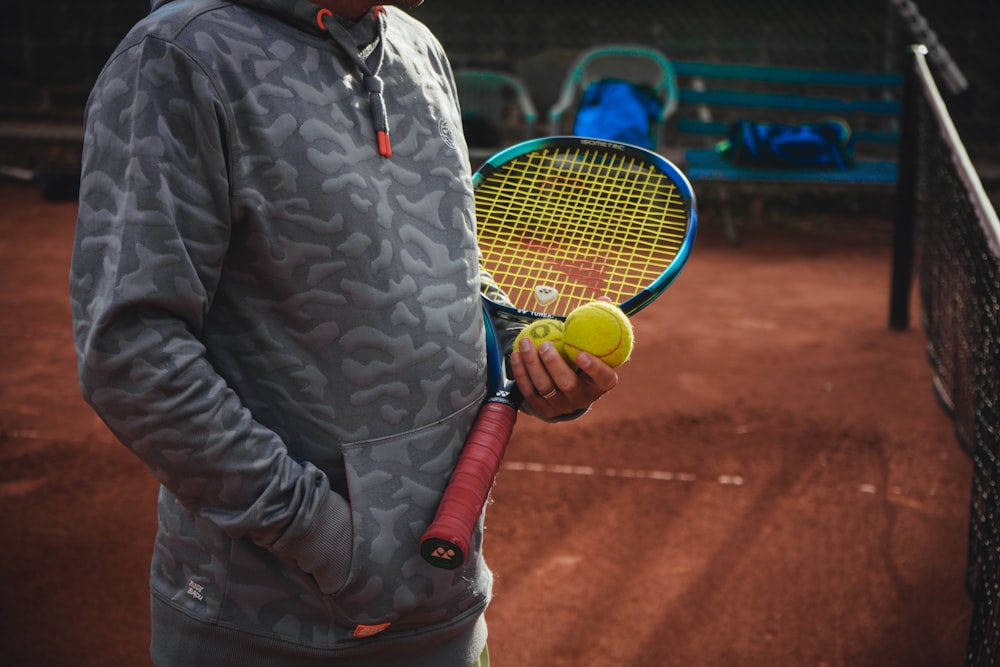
[718,119,855,170]
[573,78,663,150]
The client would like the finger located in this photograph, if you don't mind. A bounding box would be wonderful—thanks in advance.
[512,338,560,396]
[539,348,617,412]
[512,341,618,416]
[510,342,569,417]
[536,341,579,387]
[571,352,619,395]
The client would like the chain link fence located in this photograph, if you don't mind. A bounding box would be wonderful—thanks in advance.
[0,1,996,185]
[0,1,995,148]
[417,0,996,158]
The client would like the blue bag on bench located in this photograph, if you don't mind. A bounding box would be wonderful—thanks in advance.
[718,119,855,170]
[573,78,663,150]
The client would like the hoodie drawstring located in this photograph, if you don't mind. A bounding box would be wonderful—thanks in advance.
[316,7,392,158]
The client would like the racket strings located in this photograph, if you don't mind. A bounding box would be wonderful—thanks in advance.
[476,147,689,313]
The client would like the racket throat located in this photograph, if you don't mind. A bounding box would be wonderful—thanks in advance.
[485,386,523,411]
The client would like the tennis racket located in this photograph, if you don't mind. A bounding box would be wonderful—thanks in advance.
[419,136,697,569]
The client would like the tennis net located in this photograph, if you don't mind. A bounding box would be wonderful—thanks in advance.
[893,45,1000,667]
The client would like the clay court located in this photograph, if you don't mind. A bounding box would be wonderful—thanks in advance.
[0,182,974,666]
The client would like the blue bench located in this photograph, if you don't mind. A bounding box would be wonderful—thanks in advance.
[667,61,904,241]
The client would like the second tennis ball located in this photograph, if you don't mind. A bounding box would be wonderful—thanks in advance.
[513,319,566,358]
[562,301,634,367]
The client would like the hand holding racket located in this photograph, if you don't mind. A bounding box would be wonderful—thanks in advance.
[420,136,697,569]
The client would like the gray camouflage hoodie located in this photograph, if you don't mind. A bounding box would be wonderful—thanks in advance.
[69,1,496,664]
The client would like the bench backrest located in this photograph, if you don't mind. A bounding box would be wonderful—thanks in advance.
[669,61,904,154]
[454,70,538,148]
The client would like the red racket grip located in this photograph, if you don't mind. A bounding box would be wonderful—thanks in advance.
[420,400,518,569]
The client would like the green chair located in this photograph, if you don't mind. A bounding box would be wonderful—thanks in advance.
[454,70,538,165]
[547,45,679,151]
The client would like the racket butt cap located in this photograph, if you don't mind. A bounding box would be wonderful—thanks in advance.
[420,536,466,569]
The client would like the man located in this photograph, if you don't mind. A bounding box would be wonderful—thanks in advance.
[69,1,619,665]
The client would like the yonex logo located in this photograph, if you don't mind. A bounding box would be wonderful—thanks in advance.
[427,545,457,562]
[421,538,463,570]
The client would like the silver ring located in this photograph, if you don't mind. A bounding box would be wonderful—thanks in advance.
[542,388,559,400]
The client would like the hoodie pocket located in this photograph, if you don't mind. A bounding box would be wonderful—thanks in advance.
[330,399,492,637]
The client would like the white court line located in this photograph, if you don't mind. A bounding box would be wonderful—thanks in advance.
[502,462,929,501]
[502,461,745,486]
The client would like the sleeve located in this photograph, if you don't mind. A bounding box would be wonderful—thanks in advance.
[69,38,352,594]
[479,255,526,355]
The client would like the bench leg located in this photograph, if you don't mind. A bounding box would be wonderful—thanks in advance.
[719,185,740,245]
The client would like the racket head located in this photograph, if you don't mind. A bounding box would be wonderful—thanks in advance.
[474,136,697,321]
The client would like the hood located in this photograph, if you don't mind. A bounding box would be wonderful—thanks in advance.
[147,0,396,157]
[149,0,325,30]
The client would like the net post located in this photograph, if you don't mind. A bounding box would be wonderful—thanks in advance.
[888,45,925,331]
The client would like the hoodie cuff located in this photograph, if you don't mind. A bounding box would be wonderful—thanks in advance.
[272,490,354,595]
[520,403,590,423]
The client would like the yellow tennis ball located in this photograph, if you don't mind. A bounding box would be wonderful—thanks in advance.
[562,301,634,367]
[513,319,566,358]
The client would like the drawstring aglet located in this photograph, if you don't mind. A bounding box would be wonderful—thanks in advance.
[366,76,391,159]
[377,131,392,158]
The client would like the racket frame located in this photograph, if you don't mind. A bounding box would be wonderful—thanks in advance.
[419,136,697,569]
